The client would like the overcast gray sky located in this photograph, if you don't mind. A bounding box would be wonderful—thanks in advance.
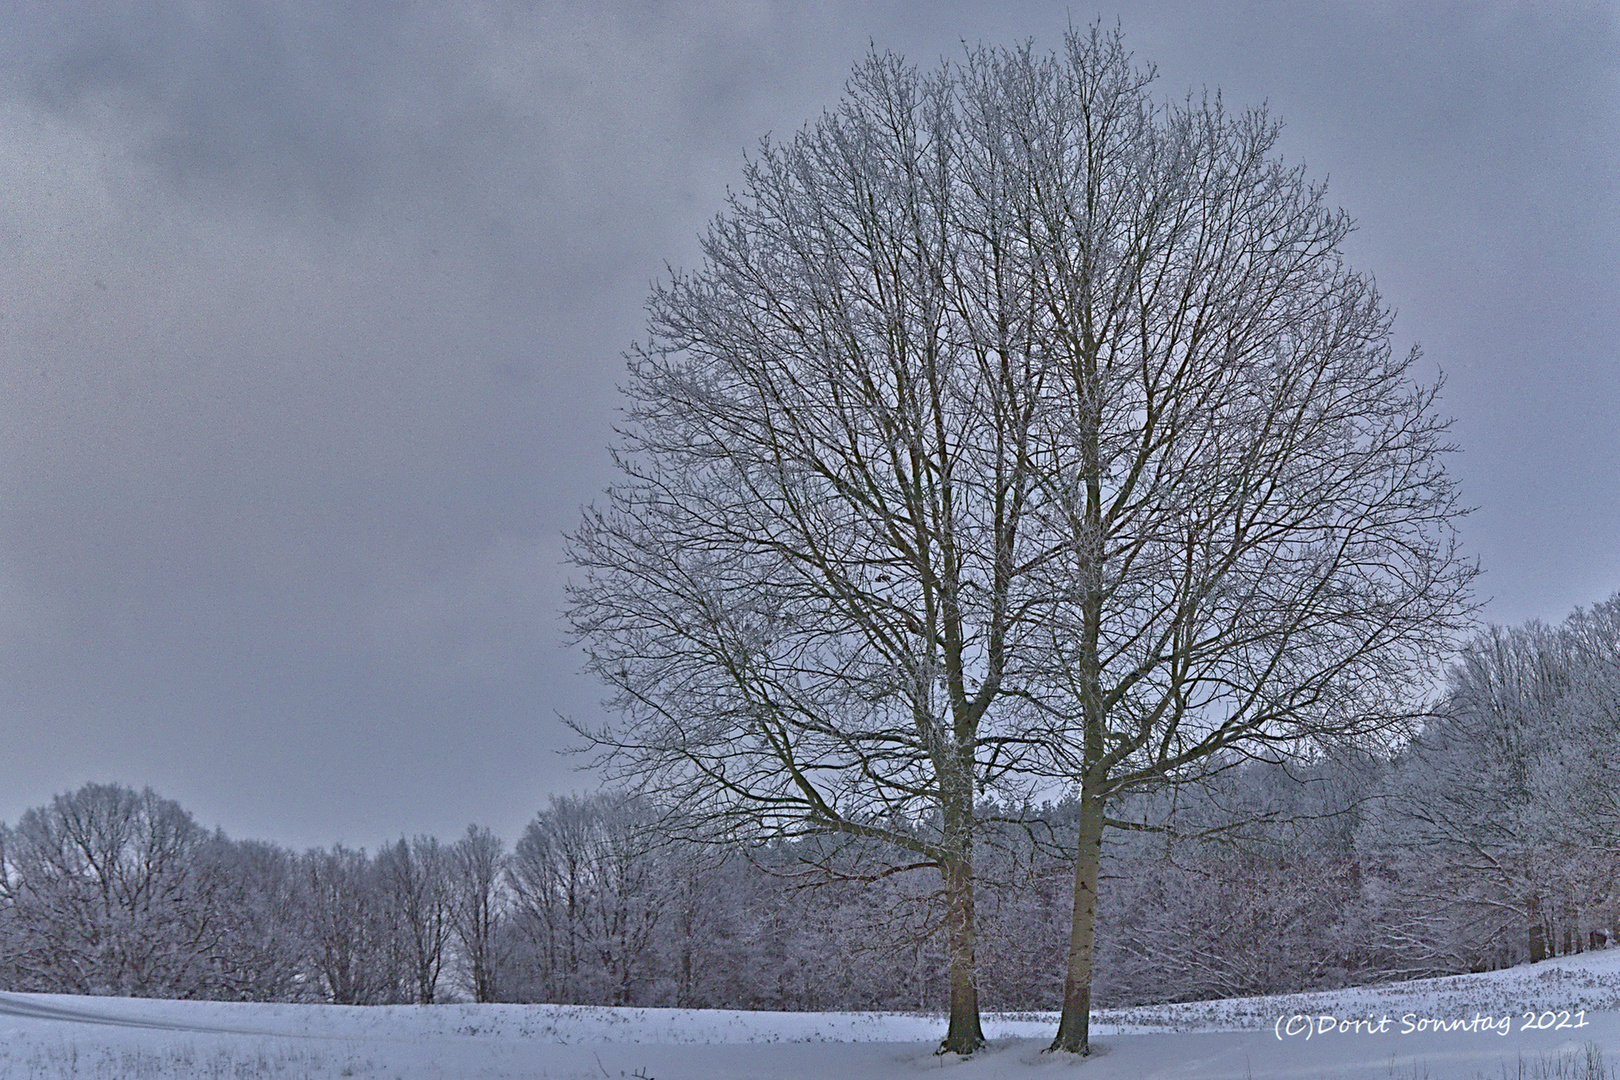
[0,1,1613,851]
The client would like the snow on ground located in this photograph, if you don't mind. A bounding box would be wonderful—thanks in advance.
[1088,942,1620,1035]
[3,951,1620,1078]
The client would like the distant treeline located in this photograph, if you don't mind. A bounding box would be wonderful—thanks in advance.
[3,598,1618,1009]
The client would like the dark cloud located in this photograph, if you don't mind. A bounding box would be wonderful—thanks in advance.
[17,4,405,215]
[0,0,1612,848]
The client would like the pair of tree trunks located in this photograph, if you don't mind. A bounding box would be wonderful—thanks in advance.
[568,22,1476,1059]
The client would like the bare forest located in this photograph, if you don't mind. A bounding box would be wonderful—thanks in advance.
[4,594,1618,1013]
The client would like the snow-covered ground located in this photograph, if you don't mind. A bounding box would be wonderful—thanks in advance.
[4,951,1620,1079]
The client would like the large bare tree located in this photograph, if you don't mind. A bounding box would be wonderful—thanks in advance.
[568,42,1055,1053]
[1004,30,1478,1052]
[568,26,1476,1056]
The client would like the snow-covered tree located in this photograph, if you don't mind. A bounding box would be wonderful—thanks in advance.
[567,23,1476,1054]
[0,784,229,997]
[449,825,507,1003]
[506,795,660,1005]
[297,845,405,1004]
[377,836,451,1003]
[1366,597,1620,970]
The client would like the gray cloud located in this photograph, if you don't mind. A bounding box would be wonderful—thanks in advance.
[0,0,1612,848]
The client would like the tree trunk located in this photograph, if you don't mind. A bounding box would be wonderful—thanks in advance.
[1528,894,1547,963]
[939,854,985,1055]
[1050,781,1106,1054]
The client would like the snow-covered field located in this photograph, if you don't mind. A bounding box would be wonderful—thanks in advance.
[5,951,1620,1079]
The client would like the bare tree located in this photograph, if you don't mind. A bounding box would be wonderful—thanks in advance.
[567,41,1061,1055]
[938,27,1476,1052]
[568,25,1475,1055]
[201,837,308,1001]
[659,836,734,1008]
[448,825,506,1003]
[298,846,404,1005]
[507,794,665,1006]
[1093,756,1378,1005]
[1367,599,1620,971]
[1,788,308,1002]
[377,836,451,1004]
[0,784,226,997]
[507,804,583,1003]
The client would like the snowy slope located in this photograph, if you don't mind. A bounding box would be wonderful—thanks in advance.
[2,950,1618,1078]
[1088,944,1620,1034]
